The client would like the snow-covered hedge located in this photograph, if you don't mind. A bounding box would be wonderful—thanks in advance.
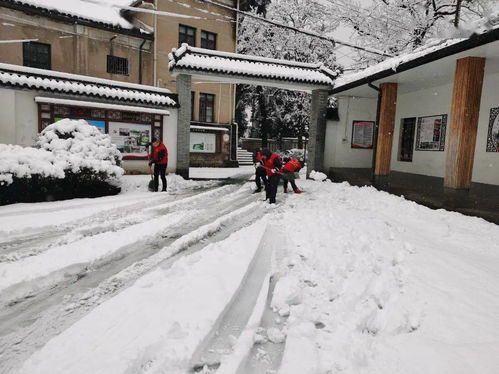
[0,119,124,204]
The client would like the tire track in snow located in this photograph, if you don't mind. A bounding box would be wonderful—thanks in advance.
[0,184,235,262]
[0,185,264,373]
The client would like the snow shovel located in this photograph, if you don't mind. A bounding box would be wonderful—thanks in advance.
[148,165,155,192]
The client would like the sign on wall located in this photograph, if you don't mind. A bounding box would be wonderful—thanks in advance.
[415,114,447,151]
[190,132,216,153]
[487,107,499,152]
[108,122,151,158]
[351,120,374,149]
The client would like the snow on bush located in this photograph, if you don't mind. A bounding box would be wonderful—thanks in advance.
[309,170,328,181]
[0,144,65,186]
[0,119,124,204]
[38,119,123,184]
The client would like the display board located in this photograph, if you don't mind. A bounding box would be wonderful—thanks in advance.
[487,107,499,152]
[415,114,447,151]
[351,120,374,149]
[190,132,216,153]
[108,122,151,158]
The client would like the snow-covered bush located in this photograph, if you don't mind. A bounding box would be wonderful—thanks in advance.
[38,119,123,183]
[0,119,124,204]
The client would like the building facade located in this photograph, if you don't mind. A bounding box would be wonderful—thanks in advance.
[326,30,499,223]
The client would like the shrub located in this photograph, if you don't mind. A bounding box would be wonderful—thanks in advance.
[0,119,124,205]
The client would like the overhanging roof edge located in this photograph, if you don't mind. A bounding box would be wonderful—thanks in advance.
[330,27,499,95]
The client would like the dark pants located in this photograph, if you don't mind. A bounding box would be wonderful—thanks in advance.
[266,174,281,204]
[283,178,298,192]
[154,163,167,191]
[255,167,268,191]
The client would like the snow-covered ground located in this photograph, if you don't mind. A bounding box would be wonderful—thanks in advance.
[1,174,498,374]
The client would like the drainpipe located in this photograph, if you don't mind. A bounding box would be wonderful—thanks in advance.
[153,0,158,86]
[138,39,146,84]
[368,82,381,180]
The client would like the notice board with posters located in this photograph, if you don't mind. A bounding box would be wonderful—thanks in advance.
[415,114,447,151]
[190,132,216,153]
[487,107,499,152]
[108,122,151,159]
[351,120,374,149]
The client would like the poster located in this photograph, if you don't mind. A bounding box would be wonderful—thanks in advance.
[54,118,106,133]
[487,107,499,152]
[415,114,447,151]
[108,122,151,158]
[190,132,216,153]
[351,121,374,149]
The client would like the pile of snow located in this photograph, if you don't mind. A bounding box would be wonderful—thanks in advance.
[0,144,65,186]
[309,170,328,181]
[0,119,123,187]
[272,181,499,373]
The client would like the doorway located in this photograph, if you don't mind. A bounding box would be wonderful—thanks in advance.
[399,117,416,162]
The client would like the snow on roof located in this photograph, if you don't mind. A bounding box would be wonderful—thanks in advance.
[334,38,465,89]
[169,44,338,87]
[4,0,137,29]
[0,63,177,107]
[334,15,499,93]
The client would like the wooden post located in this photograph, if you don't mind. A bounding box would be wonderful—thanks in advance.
[374,83,398,176]
[444,57,485,189]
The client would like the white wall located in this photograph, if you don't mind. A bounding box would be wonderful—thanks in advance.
[472,59,499,186]
[390,83,453,178]
[0,88,38,146]
[324,96,377,170]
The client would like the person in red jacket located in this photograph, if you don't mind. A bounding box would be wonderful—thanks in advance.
[282,157,303,194]
[148,138,168,192]
[253,148,267,193]
[261,148,282,204]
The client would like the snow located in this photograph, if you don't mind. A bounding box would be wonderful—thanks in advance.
[18,219,268,374]
[271,180,499,373]
[0,119,123,187]
[308,170,328,181]
[334,38,466,89]
[0,63,176,106]
[35,97,171,115]
[169,44,336,86]
[2,177,499,373]
[0,144,65,184]
[13,0,137,29]
[189,165,255,179]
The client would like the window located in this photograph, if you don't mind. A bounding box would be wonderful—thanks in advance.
[179,25,196,47]
[399,117,416,162]
[199,93,215,123]
[201,30,217,50]
[23,42,51,70]
[107,55,129,75]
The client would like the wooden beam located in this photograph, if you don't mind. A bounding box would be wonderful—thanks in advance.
[375,82,398,175]
[445,57,485,189]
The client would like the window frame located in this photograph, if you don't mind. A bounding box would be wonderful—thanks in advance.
[178,24,196,47]
[23,41,51,70]
[199,93,215,123]
[201,30,217,50]
[106,55,129,76]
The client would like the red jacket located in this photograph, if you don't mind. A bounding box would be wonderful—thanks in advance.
[151,143,168,165]
[283,159,302,172]
[264,153,282,177]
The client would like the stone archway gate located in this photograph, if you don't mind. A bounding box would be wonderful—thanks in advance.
[169,44,336,178]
